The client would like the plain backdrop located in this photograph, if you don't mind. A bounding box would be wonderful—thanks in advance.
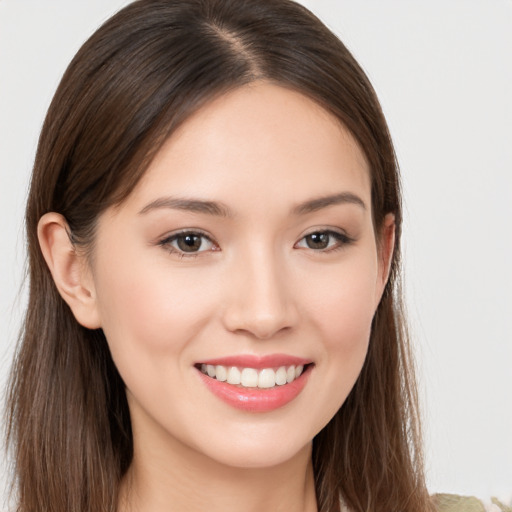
[1,0,511,506]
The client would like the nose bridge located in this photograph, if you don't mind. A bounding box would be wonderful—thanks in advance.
[223,242,297,339]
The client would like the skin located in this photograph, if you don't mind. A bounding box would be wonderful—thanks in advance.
[39,82,394,512]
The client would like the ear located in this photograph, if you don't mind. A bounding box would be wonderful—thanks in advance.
[37,212,101,329]
[374,213,396,306]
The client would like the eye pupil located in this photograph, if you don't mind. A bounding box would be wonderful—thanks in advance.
[177,234,202,252]
[306,232,329,249]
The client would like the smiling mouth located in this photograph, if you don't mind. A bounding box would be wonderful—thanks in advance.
[196,363,312,389]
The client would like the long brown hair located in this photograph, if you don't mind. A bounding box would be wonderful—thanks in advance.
[6,1,434,511]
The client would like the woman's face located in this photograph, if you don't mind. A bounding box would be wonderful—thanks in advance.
[88,82,392,469]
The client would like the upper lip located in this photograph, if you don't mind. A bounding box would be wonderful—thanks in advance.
[196,354,312,369]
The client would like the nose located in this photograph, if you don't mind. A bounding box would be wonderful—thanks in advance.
[221,247,299,340]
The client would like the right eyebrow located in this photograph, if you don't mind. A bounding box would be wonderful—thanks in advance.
[138,196,233,217]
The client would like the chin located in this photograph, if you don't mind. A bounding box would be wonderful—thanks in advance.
[201,437,313,470]
[181,416,317,470]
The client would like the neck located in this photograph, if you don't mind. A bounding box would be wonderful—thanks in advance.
[119,432,317,512]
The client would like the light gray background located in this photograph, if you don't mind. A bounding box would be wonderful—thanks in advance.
[1,0,511,506]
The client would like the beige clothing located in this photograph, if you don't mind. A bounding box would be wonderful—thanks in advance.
[433,493,512,512]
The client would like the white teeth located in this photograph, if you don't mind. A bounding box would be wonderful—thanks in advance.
[200,363,308,389]
[241,368,258,387]
[258,368,276,388]
[215,365,227,382]
[227,366,241,385]
[275,366,287,386]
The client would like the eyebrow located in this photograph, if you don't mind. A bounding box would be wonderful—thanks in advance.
[292,192,367,215]
[138,192,366,217]
[138,197,232,217]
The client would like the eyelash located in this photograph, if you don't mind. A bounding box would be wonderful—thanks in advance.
[158,229,354,258]
[158,230,218,259]
[294,230,354,253]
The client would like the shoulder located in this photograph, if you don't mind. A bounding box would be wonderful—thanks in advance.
[432,493,512,512]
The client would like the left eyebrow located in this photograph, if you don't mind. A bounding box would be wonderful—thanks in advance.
[292,192,367,215]
[138,196,232,217]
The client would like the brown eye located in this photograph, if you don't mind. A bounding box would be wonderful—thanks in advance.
[305,232,330,249]
[160,231,216,255]
[295,230,352,252]
[176,234,203,252]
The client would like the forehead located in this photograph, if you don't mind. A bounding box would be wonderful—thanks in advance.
[125,82,371,213]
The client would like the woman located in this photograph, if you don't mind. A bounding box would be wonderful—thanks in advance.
[6,1,501,511]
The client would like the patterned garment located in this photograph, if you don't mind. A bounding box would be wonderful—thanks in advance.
[433,493,512,512]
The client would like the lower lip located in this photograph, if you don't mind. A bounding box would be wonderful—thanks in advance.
[197,365,312,413]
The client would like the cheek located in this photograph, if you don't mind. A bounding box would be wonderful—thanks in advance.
[92,253,218,368]
[298,251,379,397]
[303,254,378,347]
[320,277,375,354]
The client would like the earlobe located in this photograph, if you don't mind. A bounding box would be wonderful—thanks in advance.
[37,213,101,329]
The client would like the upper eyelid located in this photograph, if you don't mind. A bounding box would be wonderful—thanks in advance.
[298,227,351,239]
[159,228,214,242]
